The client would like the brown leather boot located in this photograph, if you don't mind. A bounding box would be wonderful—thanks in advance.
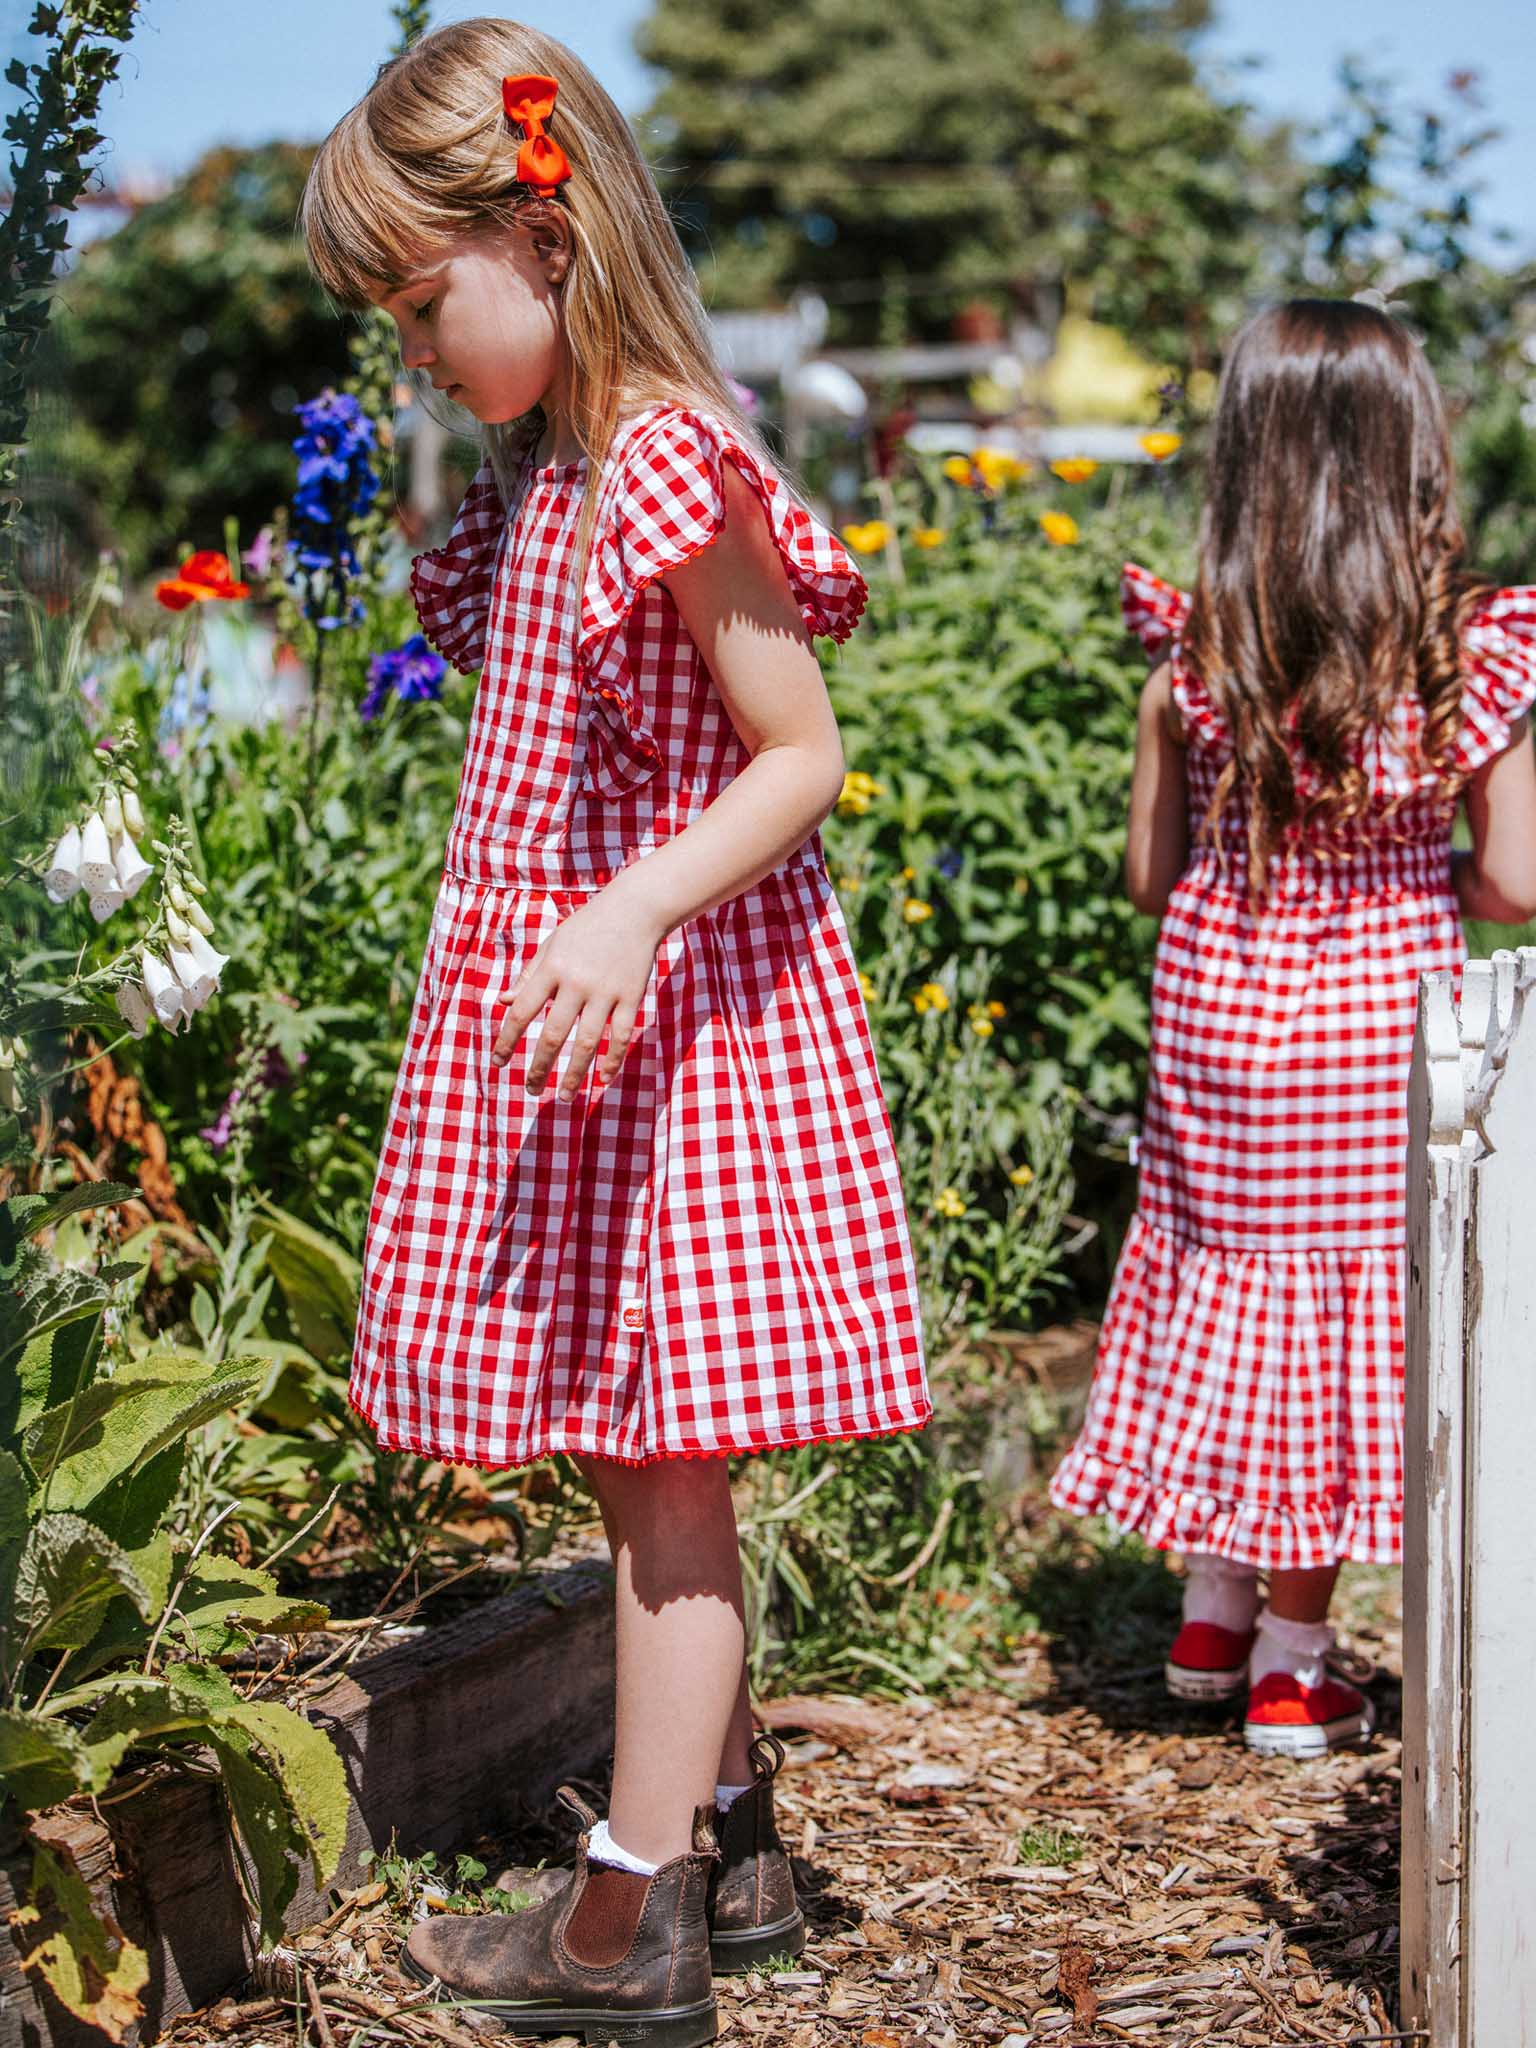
[708,1732,805,1972]
[403,1790,719,2045]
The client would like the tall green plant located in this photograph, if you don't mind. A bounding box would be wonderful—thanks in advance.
[0,0,142,556]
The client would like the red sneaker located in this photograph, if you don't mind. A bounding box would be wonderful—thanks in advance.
[1243,1672,1375,1758]
[1165,1621,1254,1702]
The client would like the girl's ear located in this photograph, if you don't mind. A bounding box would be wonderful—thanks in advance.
[519,202,572,287]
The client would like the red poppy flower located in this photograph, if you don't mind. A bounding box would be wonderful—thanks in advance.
[155,550,250,611]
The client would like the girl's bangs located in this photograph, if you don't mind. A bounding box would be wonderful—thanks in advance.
[304,121,444,311]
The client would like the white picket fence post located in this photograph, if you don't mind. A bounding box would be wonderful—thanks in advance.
[1403,947,1536,2044]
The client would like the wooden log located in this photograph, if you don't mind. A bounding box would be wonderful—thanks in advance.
[0,1559,614,2048]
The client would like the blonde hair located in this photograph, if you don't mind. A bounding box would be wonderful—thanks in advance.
[299,17,770,579]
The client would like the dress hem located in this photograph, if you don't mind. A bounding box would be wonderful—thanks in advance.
[1049,1446,1403,1571]
[348,1382,933,1473]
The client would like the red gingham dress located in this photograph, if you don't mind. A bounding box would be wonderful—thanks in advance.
[351,403,931,1469]
[1050,565,1536,1570]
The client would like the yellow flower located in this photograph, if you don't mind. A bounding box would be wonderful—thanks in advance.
[1009,1164,1035,1188]
[842,519,894,554]
[911,981,949,1015]
[902,898,933,924]
[970,1016,995,1038]
[836,872,862,891]
[973,446,1031,492]
[859,972,876,1002]
[934,1187,967,1219]
[836,769,884,815]
[987,1000,1006,1018]
[941,455,974,486]
[1050,457,1098,484]
[1139,430,1182,462]
[913,526,947,549]
[901,865,916,880]
[1039,511,1080,546]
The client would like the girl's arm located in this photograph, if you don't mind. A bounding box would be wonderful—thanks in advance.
[1454,714,1536,924]
[1125,663,1188,917]
[491,462,846,1099]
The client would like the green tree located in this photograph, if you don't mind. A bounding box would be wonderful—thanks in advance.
[35,141,349,581]
[636,0,1293,371]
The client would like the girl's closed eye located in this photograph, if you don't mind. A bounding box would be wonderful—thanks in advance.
[414,297,435,321]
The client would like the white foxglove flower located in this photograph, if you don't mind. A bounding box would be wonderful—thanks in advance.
[185,897,215,937]
[142,949,187,1028]
[79,811,115,892]
[122,787,146,838]
[167,881,192,914]
[169,943,215,1009]
[165,907,193,949]
[101,786,123,838]
[116,979,152,1039]
[184,926,229,985]
[88,887,126,924]
[113,833,153,899]
[44,825,85,903]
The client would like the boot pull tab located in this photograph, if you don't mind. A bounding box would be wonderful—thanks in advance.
[749,1730,787,1779]
[690,1801,723,1860]
[555,1784,599,1832]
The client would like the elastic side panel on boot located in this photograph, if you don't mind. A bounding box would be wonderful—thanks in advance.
[563,1865,650,1968]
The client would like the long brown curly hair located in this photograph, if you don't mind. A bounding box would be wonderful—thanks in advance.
[1181,298,1491,899]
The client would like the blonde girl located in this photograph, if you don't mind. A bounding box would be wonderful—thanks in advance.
[301,20,929,2045]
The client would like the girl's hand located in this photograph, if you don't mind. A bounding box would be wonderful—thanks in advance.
[491,884,666,1099]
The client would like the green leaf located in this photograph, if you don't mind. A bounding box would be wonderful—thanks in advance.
[0,1447,27,1550]
[86,1443,184,1551]
[7,1512,153,1662]
[189,1284,215,1345]
[255,1201,360,1361]
[5,1307,105,1454]
[28,1354,263,1514]
[225,1698,349,1896]
[10,1826,149,2042]
[3,1183,137,1246]
[206,1727,307,1942]
[0,1263,108,1380]
[0,1708,91,1810]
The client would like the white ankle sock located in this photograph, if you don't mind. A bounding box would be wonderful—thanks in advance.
[1181,1553,1261,1634]
[585,1819,659,1876]
[714,1782,751,1811]
[1251,1609,1334,1691]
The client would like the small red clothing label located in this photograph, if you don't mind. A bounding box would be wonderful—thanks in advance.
[621,1303,644,1332]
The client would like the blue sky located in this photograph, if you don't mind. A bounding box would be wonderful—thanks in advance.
[8,0,1535,256]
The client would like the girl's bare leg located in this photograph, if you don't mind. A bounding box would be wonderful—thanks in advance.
[1266,1564,1340,1625]
[576,1453,751,1863]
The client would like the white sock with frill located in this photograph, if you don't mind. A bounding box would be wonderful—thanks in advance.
[1180,1553,1261,1634]
[1250,1608,1334,1691]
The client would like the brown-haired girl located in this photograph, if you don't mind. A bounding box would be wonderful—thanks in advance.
[300,20,929,2044]
[1052,298,1536,1759]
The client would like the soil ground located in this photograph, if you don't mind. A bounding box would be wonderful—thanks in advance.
[168,1531,1406,2048]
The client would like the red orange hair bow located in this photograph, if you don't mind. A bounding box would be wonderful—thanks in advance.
[502,73,572,197]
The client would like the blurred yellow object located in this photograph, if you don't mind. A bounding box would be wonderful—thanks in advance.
[973,446,1031,492]
[942,455,975,486]
[902,898,934,924]
[934,1187,967,1219]
[1050,457,1098,484]
[1044,313,1166,425]
[841,519,895,553]
[1009,1164,1035,1188]
[912,980,950,1015]
[1140,431,1183,462]
[913,526,947,549]
[1039,511,1080,546]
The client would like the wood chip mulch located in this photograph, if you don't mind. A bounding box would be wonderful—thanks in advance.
[167,1561,1409,2048]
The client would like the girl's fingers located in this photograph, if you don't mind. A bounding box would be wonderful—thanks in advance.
[524,990,585,1095]
[556,997,615,1103]
[491,963,552,1063]
[600,997,639,1082]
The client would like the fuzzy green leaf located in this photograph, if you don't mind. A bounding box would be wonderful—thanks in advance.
[0,1707,90,1810]
[254,1200,360,1362]
[7,1513,152,1663]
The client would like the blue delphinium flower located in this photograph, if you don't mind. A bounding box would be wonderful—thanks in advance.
[289,388,380,629]
[360,634,448,721]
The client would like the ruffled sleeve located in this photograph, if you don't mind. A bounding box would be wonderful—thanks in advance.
[1121,561,1226,752]
[408,456,507,675]
[577,407,868,800]
[1457,586,1536,775]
